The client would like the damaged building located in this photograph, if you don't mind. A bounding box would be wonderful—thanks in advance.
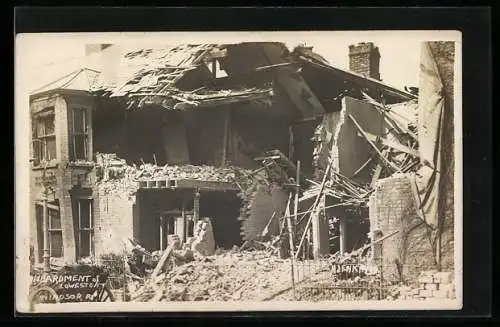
[29,40,455,288]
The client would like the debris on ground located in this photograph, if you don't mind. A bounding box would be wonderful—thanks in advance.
[149,249,294,302]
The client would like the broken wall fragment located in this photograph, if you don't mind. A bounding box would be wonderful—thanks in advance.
[332,97,387,184]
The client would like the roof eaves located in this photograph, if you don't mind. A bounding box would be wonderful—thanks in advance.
[297,55,417,102]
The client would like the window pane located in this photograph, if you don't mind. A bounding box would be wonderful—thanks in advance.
[46,137,56,160]
[73,109,86,133]
[79,200,91,228]
[49,209,61,229]
[50,231,63,257]
[79,230,92,258]
[33,140,41,161]
[36,120,45,137]
[167,218,175,234]
[41,141,47,161]
[74,135,87,159]
[44,116,55,135]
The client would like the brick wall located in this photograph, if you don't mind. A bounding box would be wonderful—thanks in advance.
[369,174,436,283]
[93,186,135,258]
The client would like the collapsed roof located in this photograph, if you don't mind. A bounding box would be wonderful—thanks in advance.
[29,42,417,114]
[292,46,417,108]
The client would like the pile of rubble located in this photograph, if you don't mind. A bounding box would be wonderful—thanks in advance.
[127,248,294,302]
[158,250,293,302]
[94,152,269,197]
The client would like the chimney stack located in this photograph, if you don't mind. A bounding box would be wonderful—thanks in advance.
[348,42,381,80]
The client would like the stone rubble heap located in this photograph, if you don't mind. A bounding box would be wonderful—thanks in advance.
[133,249,294,302]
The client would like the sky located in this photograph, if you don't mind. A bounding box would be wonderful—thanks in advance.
[17,31,461,92]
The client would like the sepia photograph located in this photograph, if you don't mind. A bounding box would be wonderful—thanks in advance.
[15,30,462,313]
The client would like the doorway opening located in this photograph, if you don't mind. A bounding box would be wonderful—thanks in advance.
[199,190,242,249]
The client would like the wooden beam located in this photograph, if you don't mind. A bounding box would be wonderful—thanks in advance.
[150,244,174,281]
[351,156,374,178]
[255,62,293,71]
[284,193,296,299]
[361,132,420,157]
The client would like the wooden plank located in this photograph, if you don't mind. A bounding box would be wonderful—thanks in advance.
[170,94,199,106]
[351,156,373,178]
[370,162,383,188]
[261,212,277,237]
[255,62,293,71]
[294,161,301,227]
[284,193,296,298]
[370,149,387,188]
[361,132,420,157]
[150,244,174,281]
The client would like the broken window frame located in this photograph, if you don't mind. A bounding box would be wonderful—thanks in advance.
[71,107,90,161]
[76,198,94,259]
[32,108,56,164]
